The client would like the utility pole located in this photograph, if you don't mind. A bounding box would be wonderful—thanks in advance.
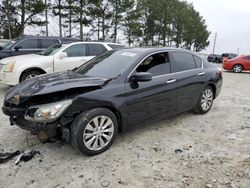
[212,32,217,54]
[237,48,240,55]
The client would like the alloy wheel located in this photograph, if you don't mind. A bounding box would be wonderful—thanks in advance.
[233,65,242,73]
[83,116,114,151]
[25,74,37,80]
[201,89,213,111]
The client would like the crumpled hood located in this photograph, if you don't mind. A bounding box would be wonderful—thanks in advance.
[5,71,107,104]
[0,54,45,64]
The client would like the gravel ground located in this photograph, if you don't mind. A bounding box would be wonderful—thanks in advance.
[0,68,250,188]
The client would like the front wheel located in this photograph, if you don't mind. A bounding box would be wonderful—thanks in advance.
[71,108,118,156]
[193,86,214,114]
[233,64,243,73]
[20,70,42,82]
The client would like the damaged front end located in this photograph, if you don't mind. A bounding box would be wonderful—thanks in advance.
[3,97,74,142]
[2,71,107,142]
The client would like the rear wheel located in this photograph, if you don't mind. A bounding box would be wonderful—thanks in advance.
[71,108,118,155]
[233,64,243,73]
[20,70,42,82]
[194,86,214,114]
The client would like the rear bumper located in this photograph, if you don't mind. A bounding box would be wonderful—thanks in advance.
[215,76,223,99]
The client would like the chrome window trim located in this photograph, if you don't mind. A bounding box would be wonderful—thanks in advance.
[127,50,204,80]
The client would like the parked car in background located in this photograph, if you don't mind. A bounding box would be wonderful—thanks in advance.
[221,53,238,61]
[223,55,250,73]
[0,42,125,85]
[0,35,79,60]
[207,54,222,63]
[2,47,223,155]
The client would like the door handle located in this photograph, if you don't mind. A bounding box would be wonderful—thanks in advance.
[198,72,205,76]
[166,79,176,84]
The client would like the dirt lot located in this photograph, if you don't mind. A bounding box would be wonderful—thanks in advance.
[0,68,250,188]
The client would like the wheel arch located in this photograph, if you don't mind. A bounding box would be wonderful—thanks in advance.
[206,83,216,98]
[19,67,47,82]
[233,63,245,70]
[104,106,123,132]
[66,104,124,133]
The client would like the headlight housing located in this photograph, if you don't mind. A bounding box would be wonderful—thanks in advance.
[4,61,15,72]
[25,99,72,123]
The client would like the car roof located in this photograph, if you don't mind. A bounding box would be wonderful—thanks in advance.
[61,41,124,45]
[116,47,193,54]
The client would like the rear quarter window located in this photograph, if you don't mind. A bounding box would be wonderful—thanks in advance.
[193,55,203,68]
[87,44,107,56]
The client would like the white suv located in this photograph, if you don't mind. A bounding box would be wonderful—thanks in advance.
[0,42,124,86]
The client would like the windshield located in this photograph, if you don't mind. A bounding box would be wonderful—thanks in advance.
[39,43,65,56]
[1,40,15,49]
[76,49,142,79]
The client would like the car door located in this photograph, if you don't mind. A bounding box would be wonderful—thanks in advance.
[53,43,87,72]
[124,52,177,126]
[243,56,250,69]
[170,51,206,112]
[11,38,40,56]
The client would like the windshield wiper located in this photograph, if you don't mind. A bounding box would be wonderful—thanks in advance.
[72,67,78,71]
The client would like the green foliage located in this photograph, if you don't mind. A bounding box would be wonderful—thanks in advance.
[0,0,46,38]
[0,0,210,51]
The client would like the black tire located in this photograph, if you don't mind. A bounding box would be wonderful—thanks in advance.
[20,70,42,82]
[71,108,118,156]
[193,86,214,114]
[233,64,243,73]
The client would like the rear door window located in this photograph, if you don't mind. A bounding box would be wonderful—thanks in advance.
[193,55,203,68]
[86,44,107,56]
[136,53,171,76]
[39,39,59,48]
[64,44,86,57]
[15,39,39,49]
[171,52,196,72]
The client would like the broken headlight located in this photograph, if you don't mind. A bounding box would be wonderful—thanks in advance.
[25,99,72,123]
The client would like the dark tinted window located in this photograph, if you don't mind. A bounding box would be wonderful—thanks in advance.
[40,39,59,48]
[194,56,202,68]
[16,39,39,49]
[108,44,125,49]
[87,44,107,56]
[171,52,196,72]
[136,53,171,76]
[64,44,86,57]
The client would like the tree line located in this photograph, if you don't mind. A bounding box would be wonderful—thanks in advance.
[0,0,210,51]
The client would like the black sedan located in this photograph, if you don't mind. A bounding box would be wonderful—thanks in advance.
[2,47,223,155]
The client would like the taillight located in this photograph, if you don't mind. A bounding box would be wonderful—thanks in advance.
[218,67,222,74]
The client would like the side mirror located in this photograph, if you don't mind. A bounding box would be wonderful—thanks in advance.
[58,52,67,59]
[14,46,21,51]
[130,72,152,82]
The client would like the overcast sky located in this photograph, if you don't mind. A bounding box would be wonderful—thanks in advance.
[186,0,250,55]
